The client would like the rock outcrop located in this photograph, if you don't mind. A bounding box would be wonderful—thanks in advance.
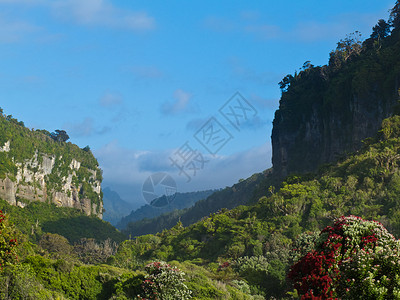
[0,147,103,217]
[271,30,400,178]
[0,117,103,218]
[272,86,400,177]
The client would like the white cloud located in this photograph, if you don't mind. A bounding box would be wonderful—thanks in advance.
[293,21,353,42]
[95,141,272,205]
[203,16,235,33]
[131,66,164,79]
[51,0,155,31]
[244,24,281,40]
[190,143,271,191]
[161,89,197,115]
[0,17,40,43]
[99,92,123,107]
[205,10,388,43]
[0,0,44,4]
[227,57,284,87]
[64,117,111,137]
[95,141,175,203]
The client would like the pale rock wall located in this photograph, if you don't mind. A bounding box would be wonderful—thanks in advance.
[0,142,103,218]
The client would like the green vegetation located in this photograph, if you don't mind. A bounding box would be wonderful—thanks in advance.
[289,215,400,299]
[272,2,400,176]
[141,261,192,299]
[0,199,124,244]
[122,171,274,237]
[2,2,400,299]
[106,115,400,298]
[116,189,217,229]
[0,110,102,214]
[0,210,18,269]
[0,113,99,173]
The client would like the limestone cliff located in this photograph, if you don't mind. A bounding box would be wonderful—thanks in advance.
[0,116,103,217]
[271,29,400,178]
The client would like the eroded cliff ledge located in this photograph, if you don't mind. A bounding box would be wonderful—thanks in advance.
[0,116,103,218]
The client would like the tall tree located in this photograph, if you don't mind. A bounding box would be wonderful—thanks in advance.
[364,19,391,50]
[329,31,362,71]
[371,19,391,40]
[278,74,294,92]
[50,130,70,142]
[390,0,400,29]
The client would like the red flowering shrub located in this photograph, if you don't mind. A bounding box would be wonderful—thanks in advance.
[288,216,400,299]
[140,261,191,299]
[0,210,18,270]
[217,261,230,271]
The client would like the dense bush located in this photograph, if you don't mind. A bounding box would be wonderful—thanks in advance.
[0,210,18,269]
[73,238,117,264]
[141,261,192,300]
[288,216,400,299]
[0,200,124,244]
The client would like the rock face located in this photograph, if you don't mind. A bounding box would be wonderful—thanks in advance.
[0,148,103,217]
[271,56,400,178]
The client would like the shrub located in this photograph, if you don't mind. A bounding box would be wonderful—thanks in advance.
[140,261,192,299]
[288,215,400,299]
[0,210,18,269]
[39,233,73,258]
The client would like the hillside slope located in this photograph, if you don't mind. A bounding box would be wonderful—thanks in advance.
[102,187,136,226]
[112,115,400,298]
[117,189,216,229]
[122,170,275,237]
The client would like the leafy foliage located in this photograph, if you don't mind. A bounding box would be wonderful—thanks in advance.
[0,112,103,214]
[107,115,400,298]
[289,216,400,299]
[122,171,275,237]
[3,3,400,299]
[50,129,70,142]
[0,210,18,269]
[141,261,192,300]
[117,190,216,229]
[272,2,400,177]
[0,199,125,244]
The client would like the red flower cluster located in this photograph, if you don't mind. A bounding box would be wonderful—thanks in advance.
[0,210,18,269]
[0,210,6,226]
[217,261,230,271]
[288,216,384,299]
[288,249,338,298]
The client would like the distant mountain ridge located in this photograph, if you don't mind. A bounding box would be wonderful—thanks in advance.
[122,171,274,237]
[117,189,216,230]
[102,187,136,226]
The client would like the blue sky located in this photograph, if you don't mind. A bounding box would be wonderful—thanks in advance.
[0,0,395,206]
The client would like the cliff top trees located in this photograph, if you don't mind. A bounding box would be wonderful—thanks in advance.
[371,19,391,40]
[329,31,362,72]
[50,129,69,143]
[390,0,400,29]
